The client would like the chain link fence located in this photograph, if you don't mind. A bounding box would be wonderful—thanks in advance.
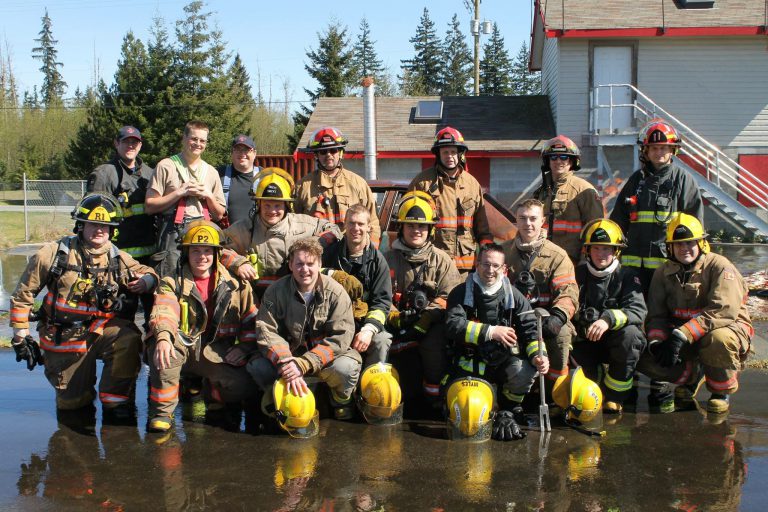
[22,175,86,242]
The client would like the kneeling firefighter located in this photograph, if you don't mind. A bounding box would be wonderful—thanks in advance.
[443,242,549,440]
[571,219,647,414]
[147,220,260,433]
[9,193,157,421]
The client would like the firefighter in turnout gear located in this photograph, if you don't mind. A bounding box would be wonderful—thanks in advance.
[322,204,393,368]
[533,135,604,263]
[638,214,752,415]
[503,199,578,398]
[146,220,260,433]
[386,191,462,406]
[408,126,493,273]
[247,238,362,421]
[9,193,157,420]
[294,126,381,244]
[221,167,341,302]
[570,219,647,414]
[609,119,704,294]
[444,243,549,440]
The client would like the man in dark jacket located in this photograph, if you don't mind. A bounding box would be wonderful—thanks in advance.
[218,134,260,227]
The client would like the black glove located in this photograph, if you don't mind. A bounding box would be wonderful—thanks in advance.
[542,309,567,338]
[13,335,43,371]
[492,410,526,441]
[656,329,686,368]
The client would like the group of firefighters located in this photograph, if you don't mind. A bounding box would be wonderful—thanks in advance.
[8,117,752,441]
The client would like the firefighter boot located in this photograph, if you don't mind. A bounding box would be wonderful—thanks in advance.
[330,390,355,421]
[148,415,175,433]
[707,394,730,414]
[102,402,137,426]
[648,381,675,414]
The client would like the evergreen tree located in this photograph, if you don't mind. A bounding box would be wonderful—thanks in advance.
[479,23,513,96]
[400,8,443,96]
[350,17,396,96]
[288,21,355,151]
[441,14,472,96]
[31,9,67,107]
[509,40,541,95]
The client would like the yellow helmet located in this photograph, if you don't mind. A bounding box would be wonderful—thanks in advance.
[358,363,403,425]
[446,377,494,442]
[180,219,224,248]
[553,367,603,428]
[273,440,318,488]
[567,442,601,482]
[665,213,710,258]
[251,167,295,202]
[581,218,626,258]
[397,190,438,225]
[272,378,319,439]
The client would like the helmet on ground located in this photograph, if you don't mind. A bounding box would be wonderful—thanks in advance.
[72,193,122,227]
[251,167,295,203]
[638,119,681,151]
[272,378,319,439]
[358,363,403,425]
[581,218,626,257]
[396,191,438,225]
[542,135,581,171]
[665,213,710,259]
[180,220,224,248]
[553,367,603,430]
[431,126,468,155]
[308,126,348,152]
[446,377,494,442]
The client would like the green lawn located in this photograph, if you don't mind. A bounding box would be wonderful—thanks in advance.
[0,211,73,248]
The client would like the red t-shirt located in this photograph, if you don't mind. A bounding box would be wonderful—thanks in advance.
[194,273,216,327]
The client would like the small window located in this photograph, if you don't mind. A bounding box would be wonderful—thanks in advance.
[675,0,715,8]
[414,100,443,122]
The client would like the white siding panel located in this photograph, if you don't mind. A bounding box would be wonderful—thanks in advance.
[638,38,768,148]
[375,159,424,182]
[490,157,541,208]
[556,40,590,137]
[542,38,560,128]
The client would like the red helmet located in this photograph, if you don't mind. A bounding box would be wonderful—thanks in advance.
[431,126,468,155]
[308,126,348,151]
[542,135,581,171]
[638,119,681,148]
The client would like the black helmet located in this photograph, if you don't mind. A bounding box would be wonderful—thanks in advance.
[72,193,123,227]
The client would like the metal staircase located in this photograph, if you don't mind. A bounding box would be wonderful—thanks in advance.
[589,83,768,237]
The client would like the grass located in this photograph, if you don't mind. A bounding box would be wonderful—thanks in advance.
[0,211,73,248]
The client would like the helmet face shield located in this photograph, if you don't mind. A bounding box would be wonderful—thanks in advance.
[272,379,319,439]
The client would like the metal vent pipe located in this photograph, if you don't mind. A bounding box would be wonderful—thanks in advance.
[362,77,377,181]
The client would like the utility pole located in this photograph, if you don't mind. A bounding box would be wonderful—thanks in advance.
[473,0,480,96]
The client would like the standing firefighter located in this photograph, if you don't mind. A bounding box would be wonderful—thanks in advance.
[534,135,604,263]
[408,126,492,273]
[386,191,462,408]
[639,214,751,415]
[146,220,260,433]
[610,119,703,294]
[9,194,157,422]
[444,243,549,441]
[503,199,578,398]
[294,127,381,245]
[247,238,362,422]
[221,167,341,302]
[571,219,647,414]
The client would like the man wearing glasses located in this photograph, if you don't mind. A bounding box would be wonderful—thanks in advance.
[294,126,381,245]
[533,136,603,264]
[218,134,260,227]
[146,120,226,277]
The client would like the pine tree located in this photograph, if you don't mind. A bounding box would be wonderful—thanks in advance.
[400,8,443,96]
[288,21,355,151]
[479,23,513,96]
[509,41,541,95]
[31,9,67,107]
[441,14,472,96]
[350,17,396,96]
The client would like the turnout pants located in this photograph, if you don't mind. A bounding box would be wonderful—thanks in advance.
[361,330,393,368]
[147,341,258,419]
[444,353,539,409]
[41,318,142,410]
[572,325,646,403]
[543,321,574,389]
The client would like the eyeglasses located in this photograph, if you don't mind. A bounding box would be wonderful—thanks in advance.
[479,262,506,271]
[187,137,208,145]
[548,154,570,161]
[232,146,253,154]
[317,148,339,155]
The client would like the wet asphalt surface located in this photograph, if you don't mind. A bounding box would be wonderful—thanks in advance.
[1,349,768,512]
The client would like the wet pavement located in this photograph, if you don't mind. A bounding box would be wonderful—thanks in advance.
[0,349,767,511]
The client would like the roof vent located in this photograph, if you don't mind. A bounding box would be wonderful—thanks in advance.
[414,100,443,123]
[676,0,715,8]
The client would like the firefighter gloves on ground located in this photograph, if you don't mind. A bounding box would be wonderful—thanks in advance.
[492,410,526,441]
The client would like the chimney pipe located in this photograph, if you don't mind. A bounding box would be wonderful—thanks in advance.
[362,77,377,181]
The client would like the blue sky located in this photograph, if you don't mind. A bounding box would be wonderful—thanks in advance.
[0,0,533,107]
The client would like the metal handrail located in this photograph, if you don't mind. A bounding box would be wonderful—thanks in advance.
[590,83,768,211]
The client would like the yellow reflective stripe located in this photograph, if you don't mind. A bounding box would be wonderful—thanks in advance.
[609,309,628,329]
[458,356,486,375]
[502,389,524,404]
[122,204,147,218]
[121,244,157,258]
[526,341,545,358]
[604,373,633,393]
[631,210,681,224]
[365,309,387,325]
[464,321,484,345]
[620,254,665,269]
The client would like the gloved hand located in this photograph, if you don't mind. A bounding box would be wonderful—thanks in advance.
[542,309,567,338]
[656,329,687,367]
[388,308,419,330]
[492,410,526,441]
[352,299,369,322]
[325,270,363,301]
[13,335,43,371]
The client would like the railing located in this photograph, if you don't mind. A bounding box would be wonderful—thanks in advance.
[589,83,768,212]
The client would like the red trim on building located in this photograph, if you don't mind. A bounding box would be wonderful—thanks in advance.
[546,26,767,39]
[295,150,539,161]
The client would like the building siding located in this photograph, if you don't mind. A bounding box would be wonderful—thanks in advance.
[490,157,541,208]
[542,38,560,128]
[556,39,591,137]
